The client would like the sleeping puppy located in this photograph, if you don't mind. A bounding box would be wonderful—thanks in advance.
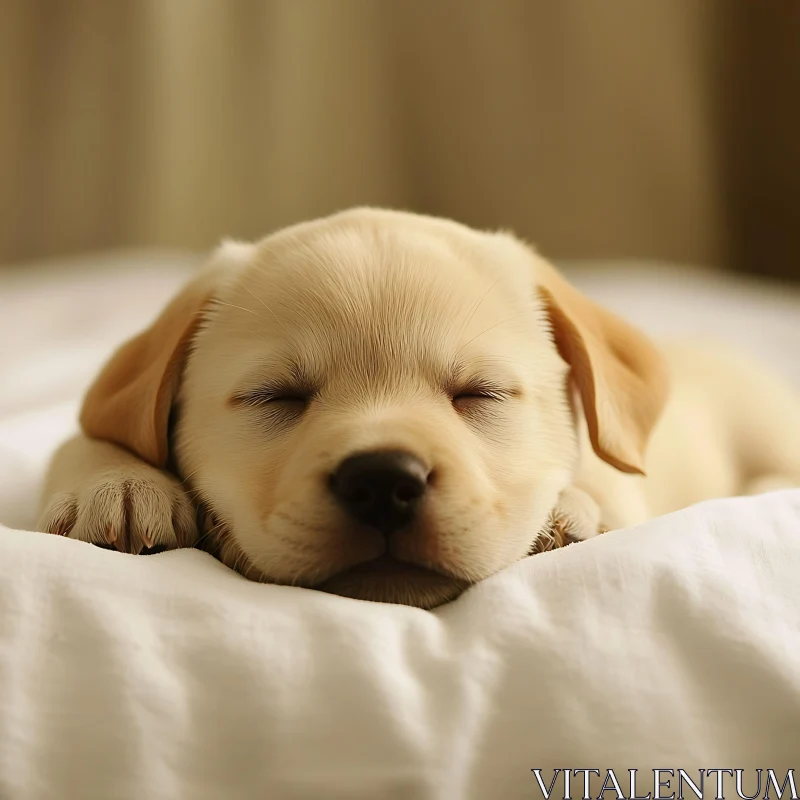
[38,209,800,608]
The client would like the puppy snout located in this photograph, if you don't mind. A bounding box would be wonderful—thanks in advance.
[331,450,430,535]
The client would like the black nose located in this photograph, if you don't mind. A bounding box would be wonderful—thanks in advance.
[331,450,429,535]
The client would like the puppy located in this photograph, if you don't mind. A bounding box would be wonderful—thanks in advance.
[38,209,800,608]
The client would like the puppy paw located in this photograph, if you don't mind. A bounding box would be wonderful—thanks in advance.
[552,485,607,541]
[532,486,607,554]
[39,468,198,554]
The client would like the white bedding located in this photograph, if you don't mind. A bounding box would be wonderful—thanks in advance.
[1,253,799,798]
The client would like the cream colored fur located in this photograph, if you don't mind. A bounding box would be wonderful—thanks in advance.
[38,209,800,608]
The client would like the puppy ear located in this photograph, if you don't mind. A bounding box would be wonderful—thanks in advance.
[80,241,250,467]
[535,258,669,475]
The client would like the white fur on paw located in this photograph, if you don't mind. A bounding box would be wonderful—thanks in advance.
[39,469,197,554]
[551,485,605,541]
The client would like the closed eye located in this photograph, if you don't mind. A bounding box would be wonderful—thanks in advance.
[261,394,309,408]
[230,386,313,418]
[451,383,514,412]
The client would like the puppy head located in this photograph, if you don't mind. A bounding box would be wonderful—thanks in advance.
[81,209,668,608]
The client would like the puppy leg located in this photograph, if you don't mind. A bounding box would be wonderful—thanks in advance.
[38,434,197,553]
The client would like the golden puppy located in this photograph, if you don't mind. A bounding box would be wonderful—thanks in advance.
[38,209,800,608]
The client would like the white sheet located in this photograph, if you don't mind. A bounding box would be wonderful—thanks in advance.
[1,493,799,798]
[1,252,800,797]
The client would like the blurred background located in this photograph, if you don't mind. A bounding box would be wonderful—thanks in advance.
[2,0,799,281]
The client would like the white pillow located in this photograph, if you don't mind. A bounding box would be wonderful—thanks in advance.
[1,490,799,799]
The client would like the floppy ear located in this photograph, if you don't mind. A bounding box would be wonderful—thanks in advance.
[79,266,221,468]
[534,258,670,475]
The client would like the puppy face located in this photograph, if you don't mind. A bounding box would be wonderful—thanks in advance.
[175,212,576,607]
[81,209,668,608]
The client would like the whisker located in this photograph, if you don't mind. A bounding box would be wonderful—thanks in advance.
[211,298,265,320]
[179,466,204,486]
[458,311,530,351]
[230,548,245,575]
[193,522,224,550]
[184,486,206,503]
[455,279,500,340]
[239,283,290,334]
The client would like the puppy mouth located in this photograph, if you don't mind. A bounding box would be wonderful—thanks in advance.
[316,553,470,609]
[196,501,470,609]
[344,553,442,577]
